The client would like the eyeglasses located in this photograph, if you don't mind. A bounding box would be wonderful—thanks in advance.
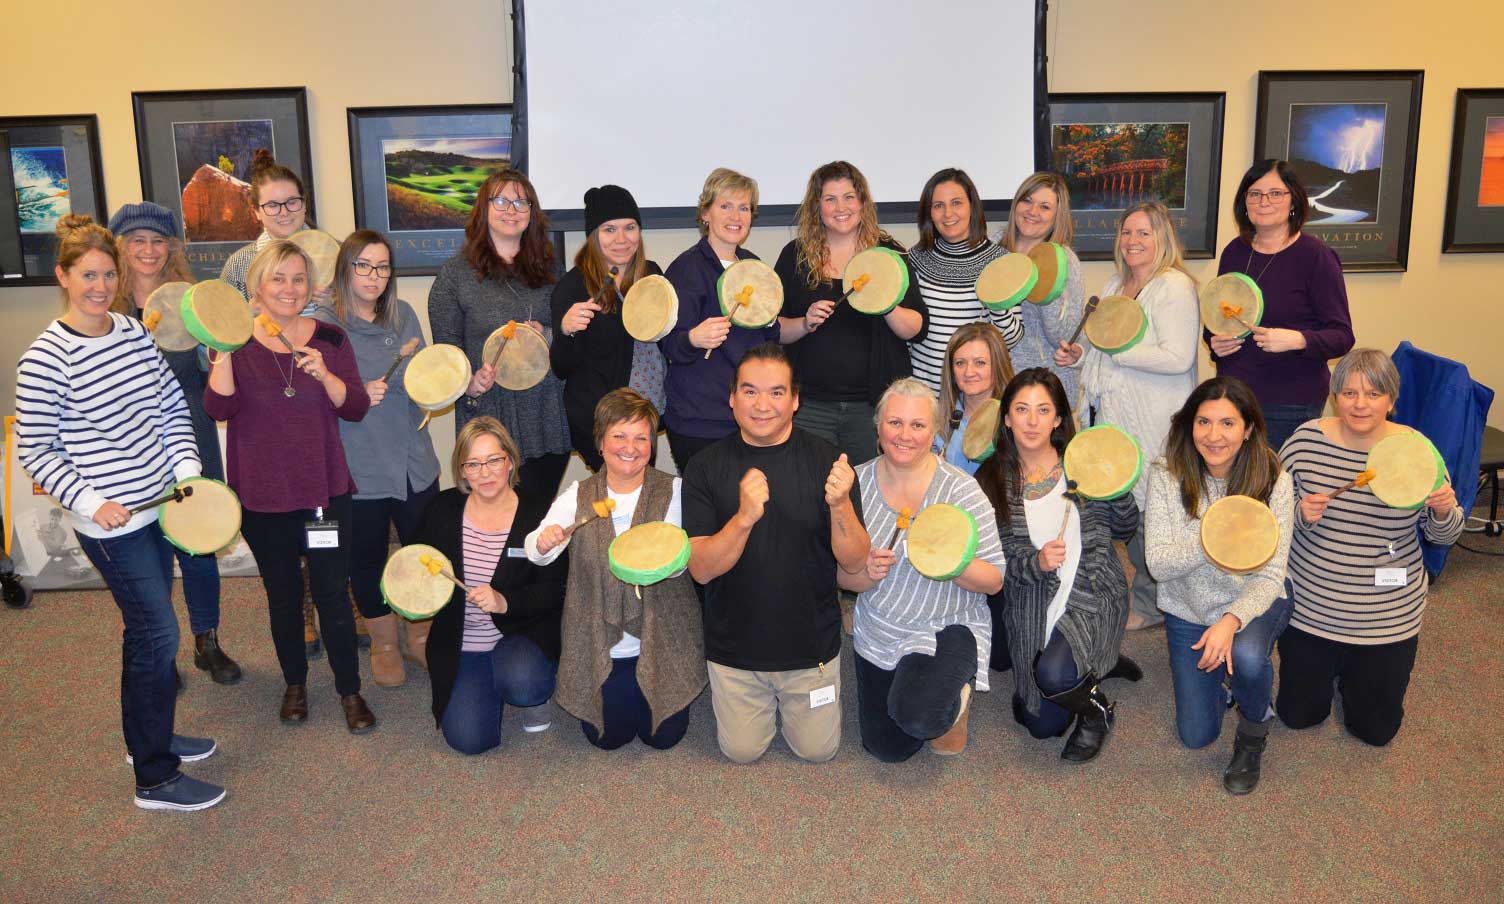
[257,197,305,215]
[351,261,392,277]
[488,196,531,212]
[1245,189,1291,205]
[460,455,510,477]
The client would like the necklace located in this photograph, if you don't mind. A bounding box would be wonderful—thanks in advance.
[271,348,297,398]
[1243,234,1290,285]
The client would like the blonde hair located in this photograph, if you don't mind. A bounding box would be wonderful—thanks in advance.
[111,232,193,316]
[1000,172,1075,250]
[794,161,889,289]
[452,416,522,492]
[937,323,1014,444]
[1112,201,1194,287]
[54,215,118,307]
[246,240,314,303]
[697,168,759,237]
[874,377,942,436]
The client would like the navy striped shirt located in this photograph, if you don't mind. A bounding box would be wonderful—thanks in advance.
[906,238,1023,394]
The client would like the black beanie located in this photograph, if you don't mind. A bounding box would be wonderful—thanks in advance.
[583,184,640,234]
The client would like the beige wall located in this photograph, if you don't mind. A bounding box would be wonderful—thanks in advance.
[4,0,1501,490]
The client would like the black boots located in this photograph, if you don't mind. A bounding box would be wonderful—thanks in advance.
[1105,654,1143,683]
[193,629,243,685]
[1043,673,1115,763]
[1224,714,1270,795]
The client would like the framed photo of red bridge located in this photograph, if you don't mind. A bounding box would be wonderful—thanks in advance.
[1047,92,1225,261]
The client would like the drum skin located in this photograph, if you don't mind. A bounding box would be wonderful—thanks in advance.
[1200,495,1279,575]
[906,503,979,582]
[380,544,456,620]
[975,254,1037,311]
[289,230,342,289]
[843,247,909,315]
[145,282,196,352]
[608,522,691,586]
[1024,242,1068,304]
[717,260,783,328]
[1198,273,1264,339]
[1084,295,1147,355]
[1063,425,1143,501]
[962,399,1001,463]
[485,324,551,391]
[622,274,680,342]
[405,343,472,411]
[1366,432,1446,510]
[181,279,254,352]
[159,477,242,556]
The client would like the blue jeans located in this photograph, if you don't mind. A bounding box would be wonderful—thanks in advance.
[75,523,182,788]
[441,635,557,755]
[176,548,220,636]
[581,656,692,751]
[793,399,878,465]
[1262,403,1324,453]
[349,479,440,619]
[1164,595,1293,749]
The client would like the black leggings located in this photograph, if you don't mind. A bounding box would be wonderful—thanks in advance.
[855,624,977,763]
[1276,627,1419,747]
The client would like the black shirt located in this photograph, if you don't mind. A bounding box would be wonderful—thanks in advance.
[683,427,865,671]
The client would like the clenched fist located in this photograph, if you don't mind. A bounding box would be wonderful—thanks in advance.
[736,467,770,528]
[825,453,854,506]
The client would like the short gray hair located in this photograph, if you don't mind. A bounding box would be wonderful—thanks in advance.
[874,377,941,431]
[1330,347,1400,402]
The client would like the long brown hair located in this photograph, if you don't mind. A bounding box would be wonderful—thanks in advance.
[573,225,647,315]
[1163,376,1281,515]
[110,233,192,315]
[793,160,890,289]
[461,167,556,288]
[937,322,1014,445]
[331,229,398,331]
[974,368,1073,527]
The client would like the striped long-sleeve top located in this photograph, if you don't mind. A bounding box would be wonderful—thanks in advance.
[16,314,200,539]
[852,458,1004,690]
[1278,421,1464,644]
[906,238,1023,393]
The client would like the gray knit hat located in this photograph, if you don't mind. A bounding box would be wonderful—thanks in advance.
[108,202,179,238]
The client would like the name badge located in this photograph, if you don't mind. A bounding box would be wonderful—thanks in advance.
[306,520,339,549]
[810,685,836,709]
[1375,568,1407,587]
[507,547,528,558]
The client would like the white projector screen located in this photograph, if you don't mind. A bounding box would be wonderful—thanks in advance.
[519,0,1041,225]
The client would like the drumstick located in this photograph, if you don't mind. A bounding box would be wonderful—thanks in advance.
[129,484,194,515]
[255,313,304,359]
[560,498,617,538]
[1327,469,1376,500]
[832,273,872,309]
[379,337,422,383]
[1064,296,1101,348]
[1056,480,1079,542]
[487,321,519,372]
[1219,303,1255,333]
[418,553,468,591]
[705,284,756,359]
[886,506,913,550]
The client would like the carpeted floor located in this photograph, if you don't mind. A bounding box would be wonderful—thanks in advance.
[3,529,1502,902]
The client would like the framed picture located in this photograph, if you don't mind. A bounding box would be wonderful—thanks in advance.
[0,115,107,286]
[1255,70,1423,272]
[348,104,514,276]
[1048,92,1225,260]
[132,88,314,281]
[1443,88,1504,253]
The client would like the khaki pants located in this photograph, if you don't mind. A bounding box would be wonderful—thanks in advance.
[706,655,841,764]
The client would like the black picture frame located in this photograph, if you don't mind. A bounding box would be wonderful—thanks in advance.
[1047,92,1225,261]
[1254,70,1424,272]
[0,115,107,287]
[1442,88,1504,253]
[132,88,314,281]
[347,104,514,276]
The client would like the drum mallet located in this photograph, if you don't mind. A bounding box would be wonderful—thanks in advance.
[130,484,194,515]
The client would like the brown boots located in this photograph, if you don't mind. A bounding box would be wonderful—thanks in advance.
[365,614,405,687]
[402,618,432,672]
[930,684,972,756]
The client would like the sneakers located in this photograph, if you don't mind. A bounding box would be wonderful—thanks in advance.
[126,734,217,766]
[134,773,226,812]
[520,702,552,733]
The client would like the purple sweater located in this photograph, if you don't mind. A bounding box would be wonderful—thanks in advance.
[1210,233,1354,407]
[204,321,370,513]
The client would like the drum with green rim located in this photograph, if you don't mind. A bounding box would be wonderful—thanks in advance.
[905,503,979,581]
[1063,424,1143,500]
[1084,294,1147,355]
[380,543,456,620]
[717,259,783,327]
[1024,242,1068,304]
[962,398,1002,463]
[1366,431,1447,510]
[1199,273,1264,339]
[180,279,253,352]
[843,247,909,315]
[159,477,242,556]
[975,253,1037,311]
[608,521,691,587]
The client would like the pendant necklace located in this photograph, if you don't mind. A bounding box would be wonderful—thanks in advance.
[1243,235,1289,285]
[272,348,297,398]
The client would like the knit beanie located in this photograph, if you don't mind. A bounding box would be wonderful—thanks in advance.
[108,202,179,239]
[583,185,640,234]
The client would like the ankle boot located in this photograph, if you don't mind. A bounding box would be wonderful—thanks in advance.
[353,600,371,650]
[193,629,243,685]
[1105,654,1143,683]
[929,684,972,756]
[365,614,406,687]
[303,597,322,659]
[402,617,432,672]
[1224,716,1270,795]
[1042,673,1115,763]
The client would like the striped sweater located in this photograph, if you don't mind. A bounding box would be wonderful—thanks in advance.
[16,314,200,539]
[906,238,1023,393]
[1278,422,1464,644]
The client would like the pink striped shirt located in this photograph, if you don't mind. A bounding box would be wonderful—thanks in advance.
[460,519,509,652]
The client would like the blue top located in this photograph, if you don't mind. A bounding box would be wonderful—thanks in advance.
[933,408,981,476]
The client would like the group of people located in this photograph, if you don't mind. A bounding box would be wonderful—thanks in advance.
[15,152,1462,814]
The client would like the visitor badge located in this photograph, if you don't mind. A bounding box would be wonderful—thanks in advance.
[810,685,836,709]
[507,547,528,558]
[306,520,339,549]
[1375,568,1407,587]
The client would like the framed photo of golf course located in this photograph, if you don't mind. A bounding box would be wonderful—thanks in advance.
[348,104,514,276]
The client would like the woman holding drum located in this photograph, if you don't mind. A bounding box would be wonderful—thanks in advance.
[313,230,441,687]
[108,201,241,685]
[661,168,777,472]
[430,168,570,502]
[995,172,1086,407]
[220,149,327,309]
[907,168,1022,395]
[1056,202,1199,631]
[1276,349,1462,746]
[16,215,223,811]
[933,322,1014,477]
[974,369,1140,762]
[776,160,927,465]
[1144,376,1293,794]
[204,240,377,734]
[552,185,666,471]
[413,417,567,754]
[525,389,704,750]
[1206,160,1354,449]
[839,378,1003,761]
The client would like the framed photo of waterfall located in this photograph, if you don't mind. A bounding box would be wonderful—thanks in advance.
[132,88,314,281]
[1255,71,1423,272]
[0,115,107,286]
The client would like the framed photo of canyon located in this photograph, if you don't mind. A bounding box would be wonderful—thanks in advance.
[1255,71,1423,272]
[347,104,514,275]
[1442,88,1504,253]
[0,115,107,286]
[132,88,315,281]
[1047,92,1225,261]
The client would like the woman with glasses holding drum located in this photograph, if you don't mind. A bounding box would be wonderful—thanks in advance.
[525,389,703,750]
[775,160,927,465]
[1276,349,1461,747]
[220,149,326,309]
[108,201,241,687]
[205,240,377,734]
[430,168,570,502]
[1055,202,1199,631]
[1143,376,1293,794]
[313,230,440,688]
[839,378,1003,761]
[16,215,224,811]
[974,368,1139,763]
[414,417,567,754]
[551,186,665,471]
[1207,160,1354,449]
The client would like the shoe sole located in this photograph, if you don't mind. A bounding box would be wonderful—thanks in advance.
[134,789,227,812]
[126,743,217,766]
[522,723,552,733]
[194,660,245,685]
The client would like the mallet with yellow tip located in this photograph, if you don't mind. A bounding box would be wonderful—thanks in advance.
[886,506,913,550]
[706,284,757,359]
[418,553,467,590]
[1327,469,1376,500]
[561,498,617,538]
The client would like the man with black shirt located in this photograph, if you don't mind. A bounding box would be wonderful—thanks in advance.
[683,344,869,763]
